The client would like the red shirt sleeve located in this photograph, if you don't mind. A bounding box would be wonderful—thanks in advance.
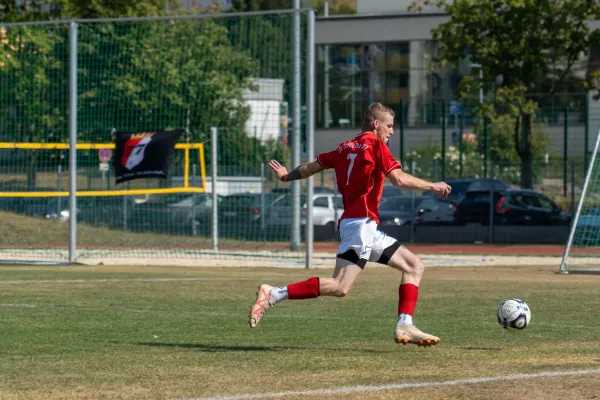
[316,149,337,169]
[378,141,402,175]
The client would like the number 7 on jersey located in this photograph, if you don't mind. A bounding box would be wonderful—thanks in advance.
[346,153,357,185]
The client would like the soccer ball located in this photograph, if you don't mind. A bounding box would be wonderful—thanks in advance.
[497,298,531,331]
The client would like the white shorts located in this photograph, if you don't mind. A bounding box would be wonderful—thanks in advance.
[337,217,401,267]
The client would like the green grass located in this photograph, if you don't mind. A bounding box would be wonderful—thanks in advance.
[0,264,599,399]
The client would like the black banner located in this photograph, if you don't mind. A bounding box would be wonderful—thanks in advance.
[113,129,184,184]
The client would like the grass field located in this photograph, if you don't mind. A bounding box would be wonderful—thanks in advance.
[0,264,599,399]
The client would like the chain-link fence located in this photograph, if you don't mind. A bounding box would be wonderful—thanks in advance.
[0,10,316,266]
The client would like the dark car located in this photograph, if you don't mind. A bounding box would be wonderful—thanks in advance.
[45,196,137,230]
[378,195,428,226]
[454,189,571,226]
[382,184,412,198]
[414,196,457,225]
[132,193,223,235]
[423,178,511,204]
[218,192,283,239]
[131,193,194,234]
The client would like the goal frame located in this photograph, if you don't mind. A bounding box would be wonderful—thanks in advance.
[557,129,600,275]
[0,142,207,198]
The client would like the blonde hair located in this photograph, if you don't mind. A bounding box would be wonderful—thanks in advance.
[361,103,395,131]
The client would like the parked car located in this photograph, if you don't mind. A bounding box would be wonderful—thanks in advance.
[414,196,457,225]
[423,178,511,204]
[268,191,344,240]
[218,192,283,239]
[378,195,428,226]
[454,189,571,226]
[382,184,412,198]
[132,193,223,235]
[45,196,137,230]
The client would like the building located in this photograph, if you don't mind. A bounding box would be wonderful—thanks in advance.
[313,0,600,159]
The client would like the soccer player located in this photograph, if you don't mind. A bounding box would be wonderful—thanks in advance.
[249,103,451,346]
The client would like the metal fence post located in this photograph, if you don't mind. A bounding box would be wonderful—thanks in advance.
[305,8,315,269]
[260,162,266,237]
[489,163,495,244]
[400,99,405,166]
[290,0,301,251]
[410,160,416,242]
[191,164,198,235]
[564,106,568,197]
[57,165,63,218]
[571,160,576,215]
[123,182,129,231]
[483,118,489,178]
[211,127,218,251]
[585,94,589,174]
[68,20,78,264]
[441,100,446,181]
[459,109,464,178]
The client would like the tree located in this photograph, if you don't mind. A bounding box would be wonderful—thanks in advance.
[0,2,272,189]
[310,0,356,15]
[57,0,170,18]
[411,0,600,188]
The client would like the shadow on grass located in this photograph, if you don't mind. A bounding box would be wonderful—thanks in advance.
[135,342,387,353]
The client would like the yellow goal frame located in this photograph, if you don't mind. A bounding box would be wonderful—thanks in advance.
[0,142,207,197]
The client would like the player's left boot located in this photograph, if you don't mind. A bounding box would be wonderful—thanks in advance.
[249,284,275,328]
[394,324,440,347]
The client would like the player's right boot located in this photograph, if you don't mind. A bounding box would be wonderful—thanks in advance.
[394,324,440,347]
[249,284,275,328]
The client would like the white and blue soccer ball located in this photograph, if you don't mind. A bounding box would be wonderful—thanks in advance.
[497,298,531,331]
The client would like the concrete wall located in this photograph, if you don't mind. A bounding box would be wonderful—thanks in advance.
[315,14,449,44]
[356,0,448,14]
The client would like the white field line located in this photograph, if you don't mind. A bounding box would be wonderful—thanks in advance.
[181,368,600,400]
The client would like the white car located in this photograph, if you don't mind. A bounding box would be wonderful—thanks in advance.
[266,189,344,240]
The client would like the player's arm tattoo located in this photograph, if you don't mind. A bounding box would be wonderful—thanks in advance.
[281,161,323,182]
[282,167,303,182]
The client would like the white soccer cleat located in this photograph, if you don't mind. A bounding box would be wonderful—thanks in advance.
[394,324,440,347]
[249,284,275,328]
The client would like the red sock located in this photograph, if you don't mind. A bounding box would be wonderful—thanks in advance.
[287,277,320,300]
[398,283,419,316]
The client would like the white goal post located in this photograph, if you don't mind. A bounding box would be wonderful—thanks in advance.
[557,129,600,274]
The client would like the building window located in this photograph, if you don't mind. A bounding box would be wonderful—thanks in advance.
[318,42,414,128]
[317,40,463,128]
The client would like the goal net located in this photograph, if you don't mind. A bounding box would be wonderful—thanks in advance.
[558,129,600,274]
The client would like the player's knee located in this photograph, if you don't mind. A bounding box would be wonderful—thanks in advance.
[409,257,425,277]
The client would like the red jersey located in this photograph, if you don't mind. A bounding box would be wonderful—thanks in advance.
[316,132,401,224]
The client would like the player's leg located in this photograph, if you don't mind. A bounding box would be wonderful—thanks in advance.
[370,230,439,346]
[248,258,363,328]
[249,218,372,328]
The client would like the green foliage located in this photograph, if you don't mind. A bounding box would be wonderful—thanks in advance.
[77,19,258,138]
[0,7,297,186]
[0,25,68,143]
[411,0,600,187]
[484,115,553,164]
[57,0,170,18]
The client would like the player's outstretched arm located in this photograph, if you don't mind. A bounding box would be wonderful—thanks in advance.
[387,168,451,197]
[269,160,324,182]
